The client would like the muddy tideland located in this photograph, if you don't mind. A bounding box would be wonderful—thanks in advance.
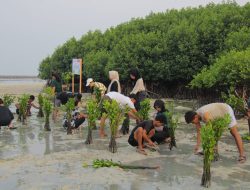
[0,80,250,190]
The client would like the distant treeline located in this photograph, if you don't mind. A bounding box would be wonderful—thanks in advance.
[38,2,250,98]
[0,76,38,79]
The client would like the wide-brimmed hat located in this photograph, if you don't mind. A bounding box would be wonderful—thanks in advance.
[86,78,93,86]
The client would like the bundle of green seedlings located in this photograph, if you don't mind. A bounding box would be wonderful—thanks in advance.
[137,98,151,120]
[43,97,52,131]
[61,72,72,89]
[37,93,44,117]
[201,122,216,188]
[210,114,231,161]
[165,101,179,150]
[93,87,102,103]
[89,159,159,169]
[42,87,54,101]
[103,100,128,153]
[2,94,15,108]
[18,94,30,125]
[85,99,100,144]
[63,98,75,134]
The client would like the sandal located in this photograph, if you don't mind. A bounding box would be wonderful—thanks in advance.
[136,149,147,155]
[238,156,246,164]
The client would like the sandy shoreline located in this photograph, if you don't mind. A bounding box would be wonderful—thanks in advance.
[0,81,250,190]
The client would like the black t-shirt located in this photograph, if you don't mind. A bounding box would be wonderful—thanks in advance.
[0,106,14,125]
[57,92,69,105]
[131,120,154,135]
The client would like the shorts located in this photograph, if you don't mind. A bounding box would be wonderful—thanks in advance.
[227,105,237,128]
[128,134,138,147]
[0,118,12,126]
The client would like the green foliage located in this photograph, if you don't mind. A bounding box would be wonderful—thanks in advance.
[63,98,75,120]
[18,94,30,122]
[42,87,54,100]
[210,114,231,144]
[137,98,151,120]
[61,72,72,85]
[2,94,15,108]
[39,2,250,89]
[37,93,44,117]
[165,101,179,149]
[43,98,52,120]
[242,134,250,141]
[201,122,216,188]
[93,87,102,103]
[222,89,247,115]
[190,48,250,88]
[86,99,100,128]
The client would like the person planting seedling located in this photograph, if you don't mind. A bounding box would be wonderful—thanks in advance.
[103,99,128,153]
[201,122,216,188]
[37,93,44,117]
[85,99,100,144]
[185,103,246,163]
[43,97,52,131]
[17,94,30,125]
[2,94,15,108]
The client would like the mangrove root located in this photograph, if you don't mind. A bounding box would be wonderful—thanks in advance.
[85,128,93,144]
[201,165,211,188]
[109,136,117,153]
[44,122,51,131]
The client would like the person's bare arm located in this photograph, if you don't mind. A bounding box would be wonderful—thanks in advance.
[128,109,141,121]
[31,103,39,109]
[203,112,211,123]
[142,129,155,146]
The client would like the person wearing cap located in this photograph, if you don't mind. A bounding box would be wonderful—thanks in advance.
[185,103,246,163]
[86,78,107,97]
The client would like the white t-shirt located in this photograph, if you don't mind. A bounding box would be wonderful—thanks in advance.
[106,92,135,109]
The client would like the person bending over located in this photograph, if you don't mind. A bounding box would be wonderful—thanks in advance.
[0,98,15,129]
[185,103,246,163]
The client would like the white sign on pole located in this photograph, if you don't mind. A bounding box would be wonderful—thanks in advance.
[72,59,81,75]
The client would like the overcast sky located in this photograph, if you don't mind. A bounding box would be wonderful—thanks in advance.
[0,0,248,76]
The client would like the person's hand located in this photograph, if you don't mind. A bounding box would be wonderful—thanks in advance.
[148,141,156,147]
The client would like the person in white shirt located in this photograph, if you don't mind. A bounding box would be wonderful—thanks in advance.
[185,103,246,163]
[99,92,141,138]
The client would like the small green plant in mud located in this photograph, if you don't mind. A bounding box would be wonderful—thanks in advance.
[201,122,216,188]
[93,87,102,103]
[61,72,72,87]
[85,99,100,144]
[43,97,52,131]
[242,133,250,141]
[18,94,30,124]
[165,101,179,150]
[210,114,231,161]
[37,93,44,117]
[42,86,54,101]
[137,98,151,120]
[63,98,75,134]
[103,100,128,153]
[87,159,159,169]
[2,94,15,108]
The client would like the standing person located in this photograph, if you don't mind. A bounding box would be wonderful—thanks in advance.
[86,78,107,98]
[129,68,147,111]
[185,103,246,163]
[99,92,141,138]
[107,71,121,93]
[0,98,15,129]
[50,72,62,120]
[151,99,170,144]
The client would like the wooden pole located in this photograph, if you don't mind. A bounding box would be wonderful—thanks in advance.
[79,59,83,93]
[72,73,74,94]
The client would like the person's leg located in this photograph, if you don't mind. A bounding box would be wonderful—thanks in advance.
[230,126,245,158]
[99,115,107,137]
[8,120,14,128]
[134,127,144,150]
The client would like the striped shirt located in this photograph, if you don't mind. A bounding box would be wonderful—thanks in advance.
[94,82,107,96]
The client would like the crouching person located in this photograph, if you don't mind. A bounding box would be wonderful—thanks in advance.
[0,98,15,129]
[128,114,166,155]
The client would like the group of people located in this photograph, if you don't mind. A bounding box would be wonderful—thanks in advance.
[0,68,249,163]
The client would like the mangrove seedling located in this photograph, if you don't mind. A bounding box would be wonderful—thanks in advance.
[42,86,54,101]
[165,101,179,150]
[18,94,30,124]
[61,71,72,88]
[89,159,159,169]
[2,94,15,108]
[201,122,216,188]
[103,100,128,153]
[210,114,231,161]
[43,98,52,131]
[85,99,100,144]
[137,98,151,120]
[63,98,75,134]
[93,87,102,103]
[37,93,44,117]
